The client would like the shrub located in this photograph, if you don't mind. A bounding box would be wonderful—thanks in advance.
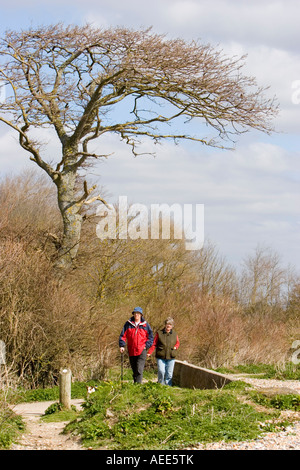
[251,391,300,411]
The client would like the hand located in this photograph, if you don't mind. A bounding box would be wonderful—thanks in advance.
[120,347,125,354]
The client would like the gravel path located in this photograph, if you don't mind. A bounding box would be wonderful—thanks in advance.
[9,399,85,451]
[189,376,300,451]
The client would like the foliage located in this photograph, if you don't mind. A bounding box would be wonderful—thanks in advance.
[0,404,25,449]
[250,392,300,411]
[44,402,63,415]
[42,402,78,422]
[64,381,280,450]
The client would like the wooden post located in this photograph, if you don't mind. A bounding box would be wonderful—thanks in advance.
[59,368,71,410]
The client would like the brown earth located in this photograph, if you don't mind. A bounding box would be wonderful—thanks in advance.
[9,399,85,450]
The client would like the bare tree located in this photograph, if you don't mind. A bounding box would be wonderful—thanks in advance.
[240,244,288,312]
[192,240,238,298]
[0,24,278,270]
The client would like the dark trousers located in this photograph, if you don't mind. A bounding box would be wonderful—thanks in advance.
[129,349,147,383]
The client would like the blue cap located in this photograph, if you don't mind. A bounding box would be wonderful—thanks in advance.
[132,306,143,315]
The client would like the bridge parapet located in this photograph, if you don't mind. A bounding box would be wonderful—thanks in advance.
[173,360,232,389]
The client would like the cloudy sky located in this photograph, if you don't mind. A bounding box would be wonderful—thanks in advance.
[0,0,299,271]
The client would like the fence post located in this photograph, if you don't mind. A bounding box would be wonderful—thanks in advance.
[59,368,71,410]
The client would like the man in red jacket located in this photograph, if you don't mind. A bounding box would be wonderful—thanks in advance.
[119,307,153,383]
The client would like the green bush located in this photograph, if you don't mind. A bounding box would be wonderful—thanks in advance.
[44,402,63,415]
[251,392,300,411]
[42,402,79,423]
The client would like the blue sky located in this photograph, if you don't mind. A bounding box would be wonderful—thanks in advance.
[0,0,300,272]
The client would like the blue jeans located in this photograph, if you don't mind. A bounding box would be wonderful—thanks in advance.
[157,358,175,386]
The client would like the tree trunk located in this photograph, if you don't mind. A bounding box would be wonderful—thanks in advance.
[54,147,83,271]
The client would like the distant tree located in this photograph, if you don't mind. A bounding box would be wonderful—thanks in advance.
[0,24,278,271]
[192,240,238,298]
[239,244,288,313]
[286,282,300,319]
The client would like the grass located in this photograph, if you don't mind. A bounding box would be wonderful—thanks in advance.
[0,403,25,449]
[63,380,290,450]
[215,362,300,380]
[4,380,92,404]
[41,402,79,423]
[250,391,300,411]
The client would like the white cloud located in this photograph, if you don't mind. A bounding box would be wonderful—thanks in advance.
[164,0,300,48]
[81,0,300,51]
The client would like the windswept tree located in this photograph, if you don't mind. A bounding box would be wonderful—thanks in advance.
[0,24,278,270]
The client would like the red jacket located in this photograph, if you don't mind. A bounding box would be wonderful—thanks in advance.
[119,316,154,356]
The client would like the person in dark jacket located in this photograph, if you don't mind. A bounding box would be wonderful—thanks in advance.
[147,317,180,386]
[119,306,153,383]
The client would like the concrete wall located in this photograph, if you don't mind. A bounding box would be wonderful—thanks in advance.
[173,360,232,390]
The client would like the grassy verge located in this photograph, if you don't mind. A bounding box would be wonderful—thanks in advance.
[215,362,300,380]
[0,403,25,449]
[63,380,293,450]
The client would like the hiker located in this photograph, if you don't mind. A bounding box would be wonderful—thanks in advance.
[119,306,153,384]
[147,317,180,386]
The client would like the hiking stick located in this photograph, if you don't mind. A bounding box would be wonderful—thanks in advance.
[121,351,124,382]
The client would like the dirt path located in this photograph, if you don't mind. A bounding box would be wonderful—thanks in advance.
[10,399,85,450]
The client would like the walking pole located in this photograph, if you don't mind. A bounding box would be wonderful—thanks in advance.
[121,351,124,383]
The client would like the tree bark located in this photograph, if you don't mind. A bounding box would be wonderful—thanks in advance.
[54,145,83,271]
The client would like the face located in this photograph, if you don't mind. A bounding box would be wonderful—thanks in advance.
[165,323,172,332]
[134,312,142,322]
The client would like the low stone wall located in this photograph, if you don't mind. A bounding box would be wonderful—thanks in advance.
[173,360,232,389]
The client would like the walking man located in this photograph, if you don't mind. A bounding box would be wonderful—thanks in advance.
[119,307,153,384]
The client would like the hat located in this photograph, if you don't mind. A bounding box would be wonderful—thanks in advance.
[132,306,143,315]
